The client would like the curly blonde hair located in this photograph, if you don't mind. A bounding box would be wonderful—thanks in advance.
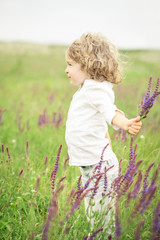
[66,32,122,84]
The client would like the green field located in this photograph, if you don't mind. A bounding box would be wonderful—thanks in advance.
[0,42,160,240]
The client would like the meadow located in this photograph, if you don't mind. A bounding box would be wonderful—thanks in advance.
[0,42,160,240]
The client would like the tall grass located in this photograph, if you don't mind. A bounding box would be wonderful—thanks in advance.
[0,42,160,239]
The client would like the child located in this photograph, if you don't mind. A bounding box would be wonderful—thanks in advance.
[65,33,142,232]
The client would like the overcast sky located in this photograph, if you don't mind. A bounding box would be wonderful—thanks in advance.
[0,0,160,49]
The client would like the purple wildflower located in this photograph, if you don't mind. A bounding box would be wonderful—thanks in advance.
[19,168,23,177]
[141,162,155,195]
[84,173,103,190]
[90,174,102,199]
[135,160,143,169]
[2,144,4,158]
[34,175,40,197]
[134,219,145,240]
[113,128,127,142]
[30,232,35,240]
[140,185,157,214]
[102,166,107,196]
[57,176,66,185]
[130,170,142,198]
[115,201,121,240]
[48,92,55,104]
[138,77,160,120]
[26,140,29,158]
[67,188,75,203]
[151,200,160,240]
[83,227,103,240]
[65,187,97,221]
[50,145,62,193]
[77,175,82,191]
[144,76,152,103]
[52,112,56,124]
[64,155,69,169]
[45,156,48,169]
[6,147,11,160]
[42,195,58,240]
[55,183,65,197]
[38,109,50,126]
[131,168,158,217]
[96,144,109,174]
[42,221,50,240]
[76,175,82,200]
[56,112,62,128]
[115,137,137,198]
[102,165,114,197]
[38,115,43,126]
[147,168,158,193]
[64,226,71,234]
[15,115,25,132]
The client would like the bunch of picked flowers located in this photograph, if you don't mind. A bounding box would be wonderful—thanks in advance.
[138,76,160,120]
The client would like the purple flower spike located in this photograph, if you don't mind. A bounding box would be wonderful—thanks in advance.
[134,219,145,240]
[127,170,142,205]
[56,113,62,128]
[48,92,55,104]
[50,145,62,193]
[52,112,56,124]
[42,195,58,240]
[45,156,48,169]
[6,147,11,160]
[64,155,69,169]
[91,174,102,199]
[76,175,82,199]
[115,201,121,240]
[151,200,160,240]
[115,137,138,199]
[85,227,103,240]
[57,176,66,185]
[26,140,29,158]
[138,77,160,120]
[144,76,152,103]
[67,188,75,203]
[102,166,107,196]
[2,144,4,157]
[34,175,40,196]
[19,168,23,177]
[97,144,109,174]
[141,162,155,195]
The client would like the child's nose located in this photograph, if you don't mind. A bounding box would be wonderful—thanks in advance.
[65,67,68,73]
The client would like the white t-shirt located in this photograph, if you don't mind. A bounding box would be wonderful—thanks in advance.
[65,79,122,166]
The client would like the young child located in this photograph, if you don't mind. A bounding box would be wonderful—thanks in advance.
[65,33,142,232]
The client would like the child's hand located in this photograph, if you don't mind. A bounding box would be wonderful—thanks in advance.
[128,116,142,135]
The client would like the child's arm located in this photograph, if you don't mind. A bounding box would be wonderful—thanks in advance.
[112,110,142,135]
[105,132,112,149]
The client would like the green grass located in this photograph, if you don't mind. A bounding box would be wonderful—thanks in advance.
[0,42,160,240]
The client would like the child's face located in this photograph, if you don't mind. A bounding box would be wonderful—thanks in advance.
[65,57,89,86]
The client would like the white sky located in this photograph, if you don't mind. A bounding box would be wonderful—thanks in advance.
[0,0,160,49]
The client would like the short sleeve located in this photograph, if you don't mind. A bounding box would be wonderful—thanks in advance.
[85,85,123,130]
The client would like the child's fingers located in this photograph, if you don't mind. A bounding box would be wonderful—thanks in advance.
[132,121,142,127]
[128,129,137,135]
[129,124,141,134]
[134,115,141,122]
[128,127,139,135]
[131,124,142,130]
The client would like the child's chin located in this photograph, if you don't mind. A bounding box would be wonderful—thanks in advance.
[70,81,78,86]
